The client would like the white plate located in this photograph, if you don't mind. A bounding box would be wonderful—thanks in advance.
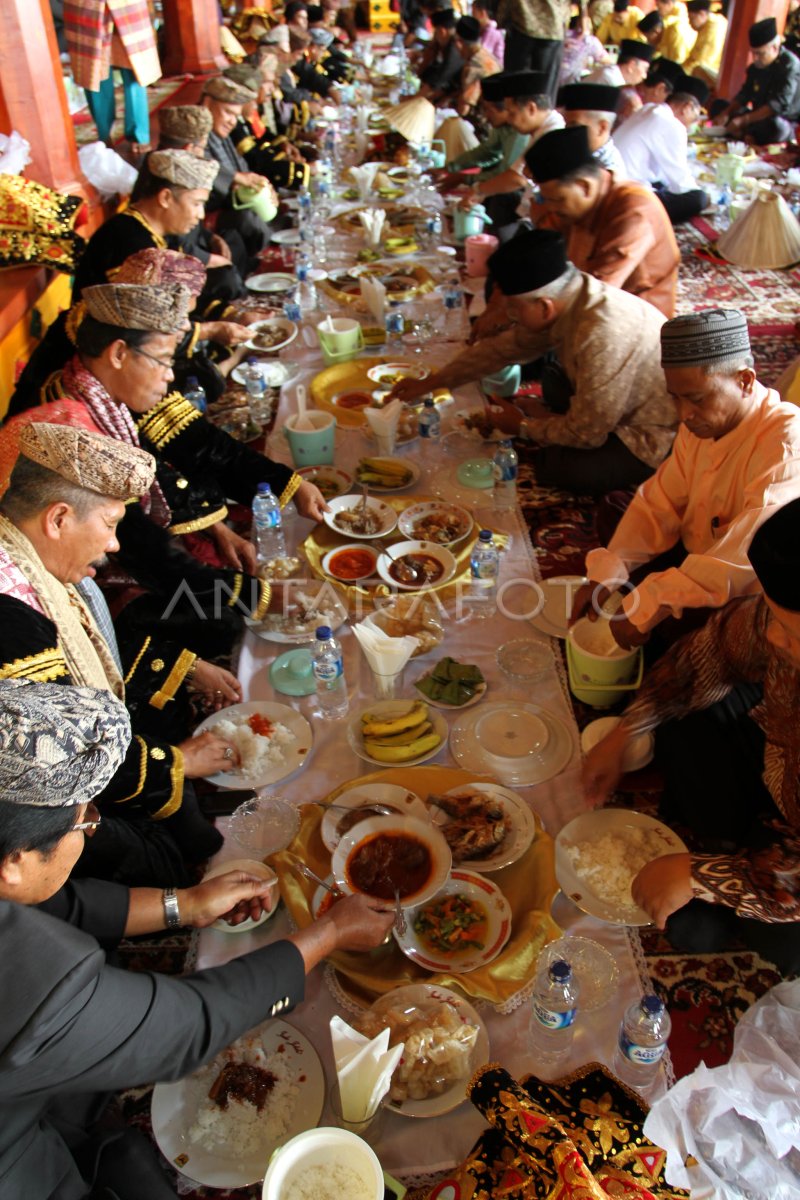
[451,409,506,444]
[555,809,688,927]
[151,1021,324,1189]
[376,539,457,592]
[247,583,348,644]
[323,494,398,539]
[203,858,279,933]
[297,464,353,501]
[332,813,452,906]
[530,575,587,640]
[320,782,428,852]
[231,360,299,388]
[194,701,313,789]
[245,317,298,354]
[308,267,328,282]
[245,272,297,294]
[450,702,575,788]
[347,699,448,768]
[271,228,302,245]
[398,501,473,546]
[354,457,420,493]
[395,869,512,973]
[366,362,431,385]
[361,983,489,1118]
[428,781,536,872]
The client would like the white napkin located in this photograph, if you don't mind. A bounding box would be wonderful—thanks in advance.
[359,274,387,322]
[354,131,370,161]
[330,1015,405,1121]
[350,162,381,200]
[356,107,371,132]
[353,611,420,676]
[357,208,386,248]
[364,397,402,438]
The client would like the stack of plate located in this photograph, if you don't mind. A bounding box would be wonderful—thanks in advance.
[450,700,574,787]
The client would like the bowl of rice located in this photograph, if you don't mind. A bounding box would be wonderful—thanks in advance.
[555,808,687,925]
[262,1128,384,1200]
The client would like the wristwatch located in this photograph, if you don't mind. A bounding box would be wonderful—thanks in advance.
[162,886,182,929]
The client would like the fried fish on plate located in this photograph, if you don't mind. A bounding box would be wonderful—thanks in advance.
[427,789,509,861]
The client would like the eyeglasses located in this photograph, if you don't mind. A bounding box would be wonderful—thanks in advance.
[72,802,102,835]
[131,346,175,372]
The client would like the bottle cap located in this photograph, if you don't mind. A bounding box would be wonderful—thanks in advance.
[257,483,272,494]
[642,994,664,1016]
[316,625,332,640]
[478,529,492,542]
[187,376,199,389]
[424,397,435,407]
[247,355,258,364]
[550,959,572,982]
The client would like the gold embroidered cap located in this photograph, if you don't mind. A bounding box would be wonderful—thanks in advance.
[0,679,131,807]
[203,76,258,104]
[147,149,219,190]
[82,282,192,334]
[114,248,206,297]
[158,105,214,145]
[19,424,156,500]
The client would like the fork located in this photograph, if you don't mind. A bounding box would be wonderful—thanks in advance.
[393,887,407,935]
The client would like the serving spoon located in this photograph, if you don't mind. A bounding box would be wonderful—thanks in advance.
[375,538,421,585]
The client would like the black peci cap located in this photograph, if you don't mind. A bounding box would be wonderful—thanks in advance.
[619,37,655,61]
[558,82,622,113]
[525,125,597,183]
[749,16,778,46]
[455,14,481,40]
[488,228,571,295]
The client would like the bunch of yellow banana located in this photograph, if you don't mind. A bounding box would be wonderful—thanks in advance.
[361,700,442,762]
[356,457,413,489]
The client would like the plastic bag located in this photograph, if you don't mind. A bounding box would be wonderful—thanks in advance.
[643,979,800,1199]
[0,132,32,175]
[78,141,137,200]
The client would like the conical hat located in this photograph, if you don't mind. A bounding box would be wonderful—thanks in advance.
[435,115,479,161]
[717,187,800,270]
[385,96,436,145]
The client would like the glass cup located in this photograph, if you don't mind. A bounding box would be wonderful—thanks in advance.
[370,663,405,700]
[328,1081,386,1144]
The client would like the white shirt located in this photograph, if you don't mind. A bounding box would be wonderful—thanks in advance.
[530,107,566,144]
[613,102,697,194]
[585,384,800,629]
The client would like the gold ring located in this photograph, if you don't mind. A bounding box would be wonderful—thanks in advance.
[223,747,234,760]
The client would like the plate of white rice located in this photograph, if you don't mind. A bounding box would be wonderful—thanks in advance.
[151,1020,324,1188]
[194,701,313,789]
[555,809,687,925]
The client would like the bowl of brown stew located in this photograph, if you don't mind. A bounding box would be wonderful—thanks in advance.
[375,540,457,592]
[331,815,451,908]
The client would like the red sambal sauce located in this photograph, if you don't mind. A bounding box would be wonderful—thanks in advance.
[329,547,376,579]
[346,831,432,900]
[248,713,275,737]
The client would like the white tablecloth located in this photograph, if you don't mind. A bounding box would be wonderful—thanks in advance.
[194,284,668,1185]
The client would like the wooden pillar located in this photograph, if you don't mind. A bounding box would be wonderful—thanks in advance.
[161,0,227,75]
[717,0,789,100]
[0,0,84,194]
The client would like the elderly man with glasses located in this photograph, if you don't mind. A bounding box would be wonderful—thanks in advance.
[0,678,393,1200]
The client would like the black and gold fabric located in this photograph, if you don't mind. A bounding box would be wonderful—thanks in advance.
[0,176,85,274]
[0,595,185,820]
[232,117,311,191]
[409,1064,688,1200]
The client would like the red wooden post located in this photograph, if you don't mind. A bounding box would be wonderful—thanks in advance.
[161,0,227,76]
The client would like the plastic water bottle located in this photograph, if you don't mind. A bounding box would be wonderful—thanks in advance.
[493,439,518,509]
[717,184,732,231]
[298,184,312,218]
[282,290,302,323]
[312,625,349,718]
[385,305,405,352]
[417,397,441,443]
[468,530,500,619]
[613,994,671,1090]
[184,375,207,414]
[444,278,465,338]
[251,483,286,564]
[530,959,579,1064]
[424,211,443,249]
[242,358,271,423]
[294,248,310,283]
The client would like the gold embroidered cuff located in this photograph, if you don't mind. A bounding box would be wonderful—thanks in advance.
[254,578,273,622]
[137,391,202,449]
[227,573,244,608]
[0,649,69,683]
[236,135,257,154]
[152,747,185,820]
[124,635,152,685]
[169,505,229,535]
[279,472,302,509]
[150,649,198,710]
